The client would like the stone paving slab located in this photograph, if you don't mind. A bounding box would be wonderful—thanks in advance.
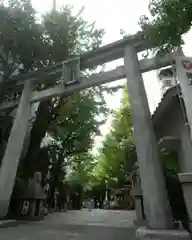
[0,223,137,240]
[0,210,137,240]
[49,209,136,227]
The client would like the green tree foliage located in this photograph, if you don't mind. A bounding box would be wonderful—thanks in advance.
[0,0,45,76]
[93,88,134,188]
[49,91,107,153]
[138,0,192,54]
[66,153,96,189]
[0,0,45,162]
[20,4,106,179]
[0,0,110,182]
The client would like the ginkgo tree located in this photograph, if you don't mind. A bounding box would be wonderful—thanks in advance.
[93,88,135,188]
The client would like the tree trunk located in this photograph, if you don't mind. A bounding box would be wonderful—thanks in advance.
[18,100,54,179]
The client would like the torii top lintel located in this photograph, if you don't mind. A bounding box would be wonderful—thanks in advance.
[6,31,148,85]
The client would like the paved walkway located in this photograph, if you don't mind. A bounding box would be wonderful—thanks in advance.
[0,209,137,240]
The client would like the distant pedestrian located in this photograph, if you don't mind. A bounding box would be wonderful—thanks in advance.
[88,199,93,211]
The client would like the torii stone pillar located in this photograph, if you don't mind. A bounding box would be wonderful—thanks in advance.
[0,80,33,219]
[124,46,174,229]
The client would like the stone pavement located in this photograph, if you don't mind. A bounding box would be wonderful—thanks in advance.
[0,209,137,240]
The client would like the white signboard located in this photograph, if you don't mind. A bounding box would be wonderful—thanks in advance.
[176,56,192,139]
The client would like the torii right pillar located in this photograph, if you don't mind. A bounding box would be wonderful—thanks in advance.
[176,56,192,229]
[124,46,190,240]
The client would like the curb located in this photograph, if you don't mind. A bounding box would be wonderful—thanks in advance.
[0,220,28,228]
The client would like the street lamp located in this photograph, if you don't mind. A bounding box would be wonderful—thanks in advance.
[104,179,109,209]
[105,180,108,202]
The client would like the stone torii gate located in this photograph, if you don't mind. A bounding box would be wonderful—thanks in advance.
[0,32,181,231]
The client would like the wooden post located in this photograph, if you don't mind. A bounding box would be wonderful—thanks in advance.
[124,46,174,229]
[0,80,33,218]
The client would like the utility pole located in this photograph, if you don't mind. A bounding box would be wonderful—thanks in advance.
[53,0,56,11]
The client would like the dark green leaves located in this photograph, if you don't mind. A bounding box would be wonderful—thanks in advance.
[139,0,192,54]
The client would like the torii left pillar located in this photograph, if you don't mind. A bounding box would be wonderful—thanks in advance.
[0,80,33,219]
